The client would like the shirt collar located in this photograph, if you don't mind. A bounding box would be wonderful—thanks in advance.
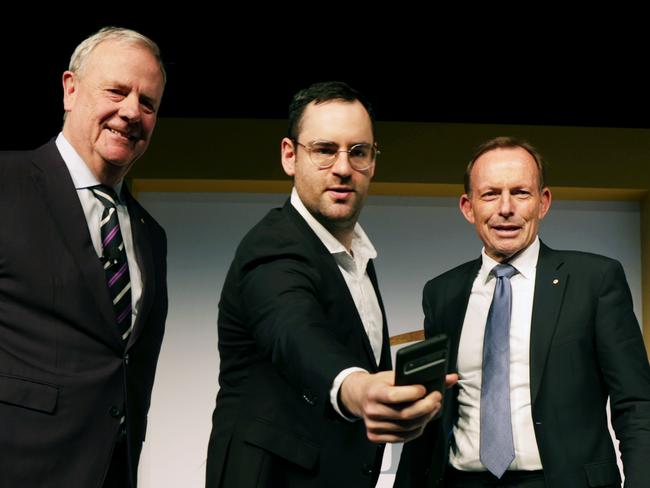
[55,132,124,201]
[479,236,540,283]
[290,187,377,261]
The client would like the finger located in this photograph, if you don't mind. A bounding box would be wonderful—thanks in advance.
[363,390,442,421]
[371,383,428,405]
[395,391,442,419]
[366,422,429,444]
[365,412,436,434]
[445,373,459,388]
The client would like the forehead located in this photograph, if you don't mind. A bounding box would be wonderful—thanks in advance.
[83,40,164,98]
[470,147,540,189]
[298,100,373,142]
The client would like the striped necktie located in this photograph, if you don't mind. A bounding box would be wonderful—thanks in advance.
[91,185,133,343]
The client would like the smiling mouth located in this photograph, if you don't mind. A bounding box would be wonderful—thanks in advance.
[492,225,521,234]
[107,127,139,142]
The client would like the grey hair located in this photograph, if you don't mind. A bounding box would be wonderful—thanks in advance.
[68,26,166,84]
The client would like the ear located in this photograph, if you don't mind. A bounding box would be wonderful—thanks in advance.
[538,187,552,220]
[62,71,77,112]
[281,137,297,176]
[459,194,476,224]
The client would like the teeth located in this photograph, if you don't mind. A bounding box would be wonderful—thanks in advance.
[108,128,133,139]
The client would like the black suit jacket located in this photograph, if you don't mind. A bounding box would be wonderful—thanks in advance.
[0,141,168,488]
[205,201,391,488]
[396,242,650,488]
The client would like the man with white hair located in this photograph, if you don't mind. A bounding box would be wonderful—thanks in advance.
[0,27,168,488]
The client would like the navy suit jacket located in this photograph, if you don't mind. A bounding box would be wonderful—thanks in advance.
[0,141,168,488]
[396,243,650,488]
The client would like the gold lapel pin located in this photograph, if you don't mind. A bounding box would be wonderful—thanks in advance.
[552,279,559,285]
[140,218,145,224]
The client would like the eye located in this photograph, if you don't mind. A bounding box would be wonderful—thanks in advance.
[311,143,337,155]
[512,189,532,198]
[481,191,499,201]
[349,144,370,158]
[140,100,156,114]
[107,88,125,99]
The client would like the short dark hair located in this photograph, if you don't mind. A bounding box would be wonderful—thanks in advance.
[464,136,547,194]
[287,81,376,141]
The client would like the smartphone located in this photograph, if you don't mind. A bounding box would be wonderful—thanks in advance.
[394,333,449,395]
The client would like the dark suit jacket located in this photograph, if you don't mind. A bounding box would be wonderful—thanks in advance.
[396,242,650,488]
[0,141,168,488]
[205,201,391,488]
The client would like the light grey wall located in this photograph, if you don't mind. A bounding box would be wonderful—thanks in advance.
[136,192,641,488]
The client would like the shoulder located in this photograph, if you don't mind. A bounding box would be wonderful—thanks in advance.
[0,148,35,172]
[0,140,63,181]
[226,204,341,292]
[424,258,480,294]
[541,244,623,274]
[236,204,320,266]
[0,146,48,201]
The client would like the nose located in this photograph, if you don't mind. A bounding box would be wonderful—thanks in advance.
[118,93,142,122]
[498,192,514,216]
[330,150,353,178]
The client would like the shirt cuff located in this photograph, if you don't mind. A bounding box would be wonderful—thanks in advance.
[330,367,368,422]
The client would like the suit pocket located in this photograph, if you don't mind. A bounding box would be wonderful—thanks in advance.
[0,374,58,413]
[584,460,621,487]
[244,417,319,470]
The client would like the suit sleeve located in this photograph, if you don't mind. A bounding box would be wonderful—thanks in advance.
[238,254,366,411]
[594,260,650,486]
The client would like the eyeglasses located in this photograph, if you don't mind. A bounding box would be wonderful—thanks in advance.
[294,140,379,171]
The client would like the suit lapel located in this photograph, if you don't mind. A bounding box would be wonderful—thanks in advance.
[445,259,482,370]
[123,188,156,351]
[367,261,391,370]
[285,203,380,370]
[529,243,568,404]
[30,142,122,351]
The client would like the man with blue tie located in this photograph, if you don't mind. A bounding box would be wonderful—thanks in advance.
[396,137,650,487]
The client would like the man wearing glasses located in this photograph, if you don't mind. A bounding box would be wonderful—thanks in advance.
[205,81,451,487]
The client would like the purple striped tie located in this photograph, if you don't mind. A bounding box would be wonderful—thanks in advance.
[91,185,132,343]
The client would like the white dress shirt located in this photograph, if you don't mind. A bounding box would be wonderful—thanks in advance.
[55,133,142,328]
[450,238,543,471]
[290,189,383,419]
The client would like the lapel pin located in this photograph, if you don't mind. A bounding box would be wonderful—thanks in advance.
[552,279,559,285]
[140,218,145,224]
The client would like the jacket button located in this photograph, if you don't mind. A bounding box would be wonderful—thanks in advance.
[361,463,374,476]
[124,354,129,365]
[302,392,317,406]
[109,406,122,418]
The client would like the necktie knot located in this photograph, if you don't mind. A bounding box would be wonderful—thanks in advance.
[492,263,518,280]
[90,185,119,209]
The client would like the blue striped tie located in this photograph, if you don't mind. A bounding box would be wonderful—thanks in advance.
[480,263,518,478]
[91,185,132,343]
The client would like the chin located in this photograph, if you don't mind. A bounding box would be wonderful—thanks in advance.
[321,210,357,226]
[102,149,138,166]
